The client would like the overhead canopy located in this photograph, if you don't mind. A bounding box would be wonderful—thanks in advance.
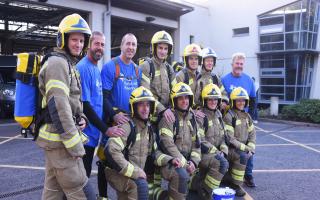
[0,0,88,54]
[110,0,193,20]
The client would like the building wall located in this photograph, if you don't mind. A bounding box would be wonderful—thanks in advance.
[174,4,212,62]
[208,0,294,79]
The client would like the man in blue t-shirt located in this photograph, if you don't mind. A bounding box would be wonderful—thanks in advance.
[221,52,257,188]
[101,33,141,124]
[77,31,124,199]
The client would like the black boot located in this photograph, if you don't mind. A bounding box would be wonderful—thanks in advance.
[244,176,256,187]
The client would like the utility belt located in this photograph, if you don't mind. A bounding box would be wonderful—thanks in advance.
[33,107,82,140]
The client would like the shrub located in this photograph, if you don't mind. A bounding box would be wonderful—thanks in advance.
[281,99,320,123]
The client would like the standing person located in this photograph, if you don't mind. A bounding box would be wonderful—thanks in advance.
[223,87,256,196]
[140,30,176,123]
[99,33,141,197]
[191,83,229,200]
[176,43,202,97]
[77,31,124,199]
[139,30,176,198]
[157,82,201,200]
[36,13,95,199]
[104,86,173,200]
[194,47,224,106]
[221,52,256,187]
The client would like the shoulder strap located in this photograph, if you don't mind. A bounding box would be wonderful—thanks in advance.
[146,58,155,80]
[112,57,120,80]
[173,112,180,142]
[203,115,209,133]
[183,69,189,85]
[228,109,237,128]
[190,112,200,148]
[123,120,136,159]
[134,63,139,79]
[165,62,173,90]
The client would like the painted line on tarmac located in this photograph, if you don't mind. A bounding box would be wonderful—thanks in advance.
[0,164,98,175]
[243,189,254,200]
[254,169,320,173]
[281,130,320,133]
[257,143,320,147]
[255,126,270,133]
[271,133,320,154]
[0,136,32,140]
[0,134,21,145]
[0,122,18,127]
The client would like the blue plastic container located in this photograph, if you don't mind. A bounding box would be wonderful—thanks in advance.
[212,187,235,200]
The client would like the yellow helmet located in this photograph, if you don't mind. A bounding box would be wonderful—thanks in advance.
[230,87,249,108]
[183,43,202,67]
[201,83,221,107]
[170,82,194,109]
[172,61,184,73]
[57,13,92,51]
[129,86,156,117]
[151,30,173,57]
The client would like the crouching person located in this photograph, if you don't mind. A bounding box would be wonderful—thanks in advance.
[157,82,201,200]
[103,86,173,200]
[190,83,229,200]
[223,87,256,197]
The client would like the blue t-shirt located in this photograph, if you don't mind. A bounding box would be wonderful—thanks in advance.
[222,72,256,98]
[77,56,103,147]
[101,56,141,113]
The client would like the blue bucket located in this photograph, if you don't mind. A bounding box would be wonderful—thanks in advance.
[212,187,235,200]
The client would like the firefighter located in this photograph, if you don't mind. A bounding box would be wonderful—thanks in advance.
[194,47,225,106]
[157,82,201,200]
[176,43,202,97]
[103,86,174,200]
[140,30,176,123]
[190,83,229,200]
[223,87,256,197]
[36,13,95,199]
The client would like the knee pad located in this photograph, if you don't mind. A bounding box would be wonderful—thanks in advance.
[175,168,189,194]
[83,182,96,200]
[134,178,149,200]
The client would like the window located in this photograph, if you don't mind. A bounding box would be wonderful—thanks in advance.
[233,27,249,36]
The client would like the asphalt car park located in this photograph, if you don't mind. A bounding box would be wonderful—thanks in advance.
[0,120,320,200]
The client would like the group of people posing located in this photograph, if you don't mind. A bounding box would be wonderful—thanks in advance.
[36,13,257,200]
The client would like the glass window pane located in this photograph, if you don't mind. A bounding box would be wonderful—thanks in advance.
[307,32,313,48]
[261,78,284,85]
[261,94,284,100]
[285,33,299,49]
[285,13,301,32]
[300,31,307,48]
[261,86,284,93]
[260,34,284,43]
[261,43,284,51]
[312,33,317,49]
[285,87,295,101]
[260,17,284,26]
[285,55,297,85]
[309,1,316,31]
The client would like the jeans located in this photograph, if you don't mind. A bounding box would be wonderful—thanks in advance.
[245,155,254,178]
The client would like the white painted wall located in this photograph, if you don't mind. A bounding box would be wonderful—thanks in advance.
[174,4,212,62]
[310,55,320,99]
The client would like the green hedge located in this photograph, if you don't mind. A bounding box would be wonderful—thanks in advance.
[281,99,320,123]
